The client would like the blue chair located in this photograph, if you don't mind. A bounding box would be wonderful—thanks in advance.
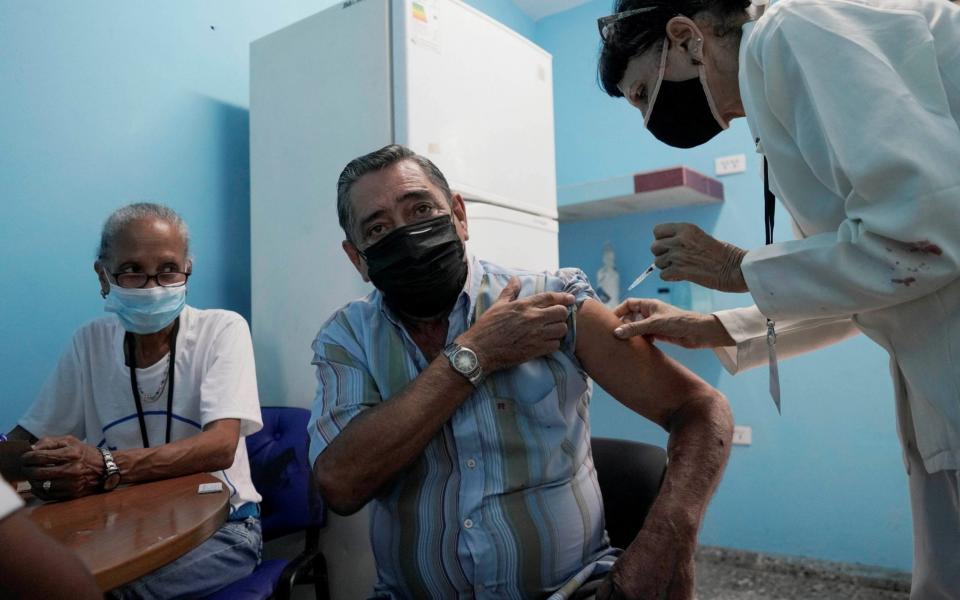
[204,407,329,600]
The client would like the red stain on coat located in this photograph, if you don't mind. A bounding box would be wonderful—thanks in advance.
[910,241,943,256]
[892,277,917,287]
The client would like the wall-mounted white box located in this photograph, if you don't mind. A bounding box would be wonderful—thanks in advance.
[733,425,753,446]
[715,154,748,176]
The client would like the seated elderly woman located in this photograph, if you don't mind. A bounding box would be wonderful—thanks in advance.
[8,202,263,599]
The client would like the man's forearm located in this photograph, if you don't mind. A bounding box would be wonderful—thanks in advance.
[645,394,733,538]
[115,419,240,484]
[603,393,732,599]
[314,356,473,515]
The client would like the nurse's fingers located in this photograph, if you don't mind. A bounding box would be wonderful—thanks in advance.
[613,298,667,320]
[651,237,683,256]
[659,265,686,282]
[652,223,682,239]
[654,255,676,271]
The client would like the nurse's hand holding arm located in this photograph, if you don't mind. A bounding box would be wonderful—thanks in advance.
[651,223,749,293]
[614,298,735,347]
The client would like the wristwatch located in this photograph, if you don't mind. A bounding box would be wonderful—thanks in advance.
[99,447,121,491]
[443,343,484,387]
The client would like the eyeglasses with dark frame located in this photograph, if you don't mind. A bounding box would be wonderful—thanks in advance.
[112,271,191,289]
[597,6,659,44]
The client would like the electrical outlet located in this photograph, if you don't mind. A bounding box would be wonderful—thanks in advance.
[715,154,747,176]
[732,425,752,446]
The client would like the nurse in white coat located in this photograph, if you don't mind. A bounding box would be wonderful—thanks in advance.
[597,0,960,597]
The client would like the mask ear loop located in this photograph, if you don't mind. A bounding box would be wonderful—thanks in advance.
[100,267,111,299]
[643,38,670,129]
[692,34,730,130]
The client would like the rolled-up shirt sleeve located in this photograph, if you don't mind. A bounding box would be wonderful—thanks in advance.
[19,332,87,440]
[713,305,861,374]
[555,268,599,361]
[308,317,382,468]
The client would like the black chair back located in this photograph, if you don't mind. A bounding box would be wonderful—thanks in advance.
[591,437,667,549]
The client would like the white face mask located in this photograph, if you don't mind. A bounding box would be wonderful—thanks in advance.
[104,283,187,334]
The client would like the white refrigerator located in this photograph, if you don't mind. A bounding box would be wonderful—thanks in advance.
[250,1,557,596]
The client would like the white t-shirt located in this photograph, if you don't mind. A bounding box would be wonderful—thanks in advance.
[20,305,262,511]
[0,478,24,521]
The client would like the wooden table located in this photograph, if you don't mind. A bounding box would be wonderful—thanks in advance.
[23,473,229,591]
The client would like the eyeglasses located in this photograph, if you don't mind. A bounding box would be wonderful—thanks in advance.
[112,271,191,289]
[598,6,658,44]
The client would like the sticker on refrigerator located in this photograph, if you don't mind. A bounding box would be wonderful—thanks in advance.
[410,0,441,54]
[412,1,428,22]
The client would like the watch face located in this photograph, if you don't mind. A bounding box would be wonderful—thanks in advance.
[453,348,479,373]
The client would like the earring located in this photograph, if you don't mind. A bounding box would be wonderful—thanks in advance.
[101,290,108,299]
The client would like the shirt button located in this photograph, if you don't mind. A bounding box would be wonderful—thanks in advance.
[463,518,474,529]
[466,458,477,469]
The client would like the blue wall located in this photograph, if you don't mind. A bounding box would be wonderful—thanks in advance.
[0,1,338,431]
[0,0,532,433]
[537,0,912,571]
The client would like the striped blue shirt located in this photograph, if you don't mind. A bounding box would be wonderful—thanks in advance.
[309,258,617,599]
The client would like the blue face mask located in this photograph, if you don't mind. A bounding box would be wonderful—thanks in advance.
[104,283,187,334]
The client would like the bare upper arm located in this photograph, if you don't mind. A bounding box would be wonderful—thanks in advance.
[202,418,241,443]
[574,298,719,429]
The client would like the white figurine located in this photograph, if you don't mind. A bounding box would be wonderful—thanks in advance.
[596,242,620,309]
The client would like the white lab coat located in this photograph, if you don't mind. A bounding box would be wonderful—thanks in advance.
[714,0,960,474]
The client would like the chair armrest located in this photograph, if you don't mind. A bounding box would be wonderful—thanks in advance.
[273,526,328,600]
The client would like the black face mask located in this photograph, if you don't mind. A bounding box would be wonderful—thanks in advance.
[643,38,727,149]
[646,76,725,149]
[359,215,468,319]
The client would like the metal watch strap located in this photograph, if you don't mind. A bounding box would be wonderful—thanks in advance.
[99,447,120,489]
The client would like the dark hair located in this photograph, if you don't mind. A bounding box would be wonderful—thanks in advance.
[598,0,750,97]
[336,144,453,242]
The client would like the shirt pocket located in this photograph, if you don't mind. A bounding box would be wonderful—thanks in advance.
[492,360,566,428]
[512,387,566,429]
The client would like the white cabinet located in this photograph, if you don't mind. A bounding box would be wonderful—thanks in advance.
[397,0,557,218]
[465,201,559,271]
[251,0,557,412]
